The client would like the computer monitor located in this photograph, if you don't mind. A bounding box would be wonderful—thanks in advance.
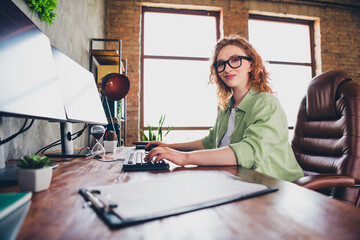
[0,1,66,122]
[0,0,64,175]
[49,47,107,157]
[0,0,107,169]
[52,47,106,125]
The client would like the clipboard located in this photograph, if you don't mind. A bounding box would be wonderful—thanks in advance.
[79,171,277,228]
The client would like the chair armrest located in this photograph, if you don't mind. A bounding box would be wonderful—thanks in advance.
[294,174,360,190]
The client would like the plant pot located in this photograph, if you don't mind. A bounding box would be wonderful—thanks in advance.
[17,166,53,192]
[104,141,117,152]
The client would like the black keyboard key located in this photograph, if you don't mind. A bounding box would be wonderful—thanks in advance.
[122,151,170,171]
[122,161,169,171]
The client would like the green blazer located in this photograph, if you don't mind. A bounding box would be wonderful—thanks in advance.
[202,88,304,182]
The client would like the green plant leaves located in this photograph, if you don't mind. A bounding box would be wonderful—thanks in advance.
[105,131,117,141]
[19,154,52,169]
[164,126,173,138]
[141,115,173,142]
[140,129,149,141]
[24,0,58,25]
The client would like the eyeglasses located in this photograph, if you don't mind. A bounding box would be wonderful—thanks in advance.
[213,56,252,73]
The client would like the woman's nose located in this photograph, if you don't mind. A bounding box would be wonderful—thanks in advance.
[224,62,232,72]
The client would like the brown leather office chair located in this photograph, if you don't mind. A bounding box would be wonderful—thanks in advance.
[292,70,360,207]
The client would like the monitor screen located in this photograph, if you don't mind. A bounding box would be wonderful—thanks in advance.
[51,47,107,125]
[0,0,66,121]
[0,0,107,164]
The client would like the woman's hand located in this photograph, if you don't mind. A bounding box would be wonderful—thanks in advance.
[143,140,237,167]
[144,147,189,167]
[144,141,167,149]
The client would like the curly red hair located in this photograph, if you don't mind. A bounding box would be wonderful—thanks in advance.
[209,35,273,110]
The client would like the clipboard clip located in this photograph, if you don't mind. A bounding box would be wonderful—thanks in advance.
[79,188,118,213]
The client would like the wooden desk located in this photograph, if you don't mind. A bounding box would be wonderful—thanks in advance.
[1,155,360,240]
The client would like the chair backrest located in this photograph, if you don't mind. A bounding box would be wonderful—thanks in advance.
[292,70,360,206]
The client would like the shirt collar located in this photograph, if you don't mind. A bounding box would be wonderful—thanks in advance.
[226,88,259,112]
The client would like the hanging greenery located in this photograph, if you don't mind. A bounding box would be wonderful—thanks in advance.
[24,0,58,25]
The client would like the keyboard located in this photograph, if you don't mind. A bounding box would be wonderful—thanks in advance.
[122,151,170,171]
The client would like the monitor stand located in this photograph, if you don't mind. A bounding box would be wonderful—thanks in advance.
[45,122,91,158]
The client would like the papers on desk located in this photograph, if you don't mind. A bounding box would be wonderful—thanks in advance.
[79,170,277,228]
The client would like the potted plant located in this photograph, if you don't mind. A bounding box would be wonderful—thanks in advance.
[17,154,53,192]
[104,131,117,152]
[141,115,173,141]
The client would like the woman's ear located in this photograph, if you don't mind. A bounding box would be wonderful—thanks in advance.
[248,62,253,73]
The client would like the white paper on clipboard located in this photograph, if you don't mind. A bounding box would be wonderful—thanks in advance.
[88,170,271,220]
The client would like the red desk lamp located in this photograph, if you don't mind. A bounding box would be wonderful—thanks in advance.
[101,73,130,145]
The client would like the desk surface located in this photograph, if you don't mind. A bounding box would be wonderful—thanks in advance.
[1,153,360,240]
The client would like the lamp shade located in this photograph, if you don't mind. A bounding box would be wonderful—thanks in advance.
[101,73,130,101]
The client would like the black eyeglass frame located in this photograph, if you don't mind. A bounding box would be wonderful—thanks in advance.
[213,56,252,73]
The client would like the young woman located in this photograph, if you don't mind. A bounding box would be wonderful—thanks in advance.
[144,35,304,182]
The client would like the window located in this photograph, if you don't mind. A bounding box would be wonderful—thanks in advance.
[141,7,219,142]
[248,15,315,129]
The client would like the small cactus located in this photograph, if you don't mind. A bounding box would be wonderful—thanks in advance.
[105,131,117,141]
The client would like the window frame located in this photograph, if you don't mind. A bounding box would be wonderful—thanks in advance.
[248,14,316,129]
[140,7,220,131]
[249,14,316,77]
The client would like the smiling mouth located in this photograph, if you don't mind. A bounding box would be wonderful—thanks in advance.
[224,74,236,80]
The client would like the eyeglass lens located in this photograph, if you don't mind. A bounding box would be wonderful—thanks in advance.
[216,57,242,73]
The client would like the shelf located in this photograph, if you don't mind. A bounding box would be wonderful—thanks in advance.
[91,50,119,64]
[89,38,127,145]
[90,49,125,73]
[90,49,119,56]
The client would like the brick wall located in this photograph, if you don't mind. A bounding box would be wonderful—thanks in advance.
[106,0,360,145]
[320,7,359,75]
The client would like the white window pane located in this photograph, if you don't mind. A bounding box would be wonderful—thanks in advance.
[143,130,210,143]
[144,59,217,127]
[267,64,312,127]
[249,20,311,63]
[144,12,217,58]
